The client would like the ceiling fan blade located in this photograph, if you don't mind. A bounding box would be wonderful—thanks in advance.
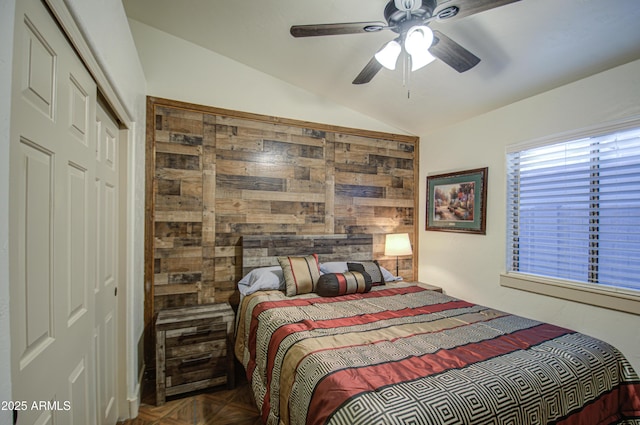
[429,30,480,73]
[290,22,387,37]
[352,57,383,85]
[435,0,520,20]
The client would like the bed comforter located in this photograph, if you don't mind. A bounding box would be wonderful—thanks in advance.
[235,283,640,425]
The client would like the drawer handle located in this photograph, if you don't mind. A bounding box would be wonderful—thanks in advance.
[179,329,212,339]
[179,354,213,367]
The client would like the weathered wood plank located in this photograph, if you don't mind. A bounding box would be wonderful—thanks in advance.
[216,159,297,179]
[155,195,202,211]
[157,257,203,273]
[155,141,202,156]
[215,199,271,214]
[286,179,326,193]
[154,246,203,259]
[335,172,394,187]
[155,168,201,181]
[169,132,203,146]
[157,179,181,196]
[217,174,285,192]
[353,197,414,208]
[158,115,204,135]
[154,283,199,296]
[241,190,325,203]
[155,211,203,222]
[335,184,385,199]
[156,152,201,170]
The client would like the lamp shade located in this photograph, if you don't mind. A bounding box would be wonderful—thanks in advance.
[404,25,433,56]
[375,40,401,70]
[384,233,412,257]
[405,25,435,71]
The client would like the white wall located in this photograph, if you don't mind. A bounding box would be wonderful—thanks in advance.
[419,59,640,373]
[128,19,408,135]
[0,0,16,423]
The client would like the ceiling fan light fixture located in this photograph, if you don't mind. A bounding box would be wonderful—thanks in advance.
[375,40,402,70]
[404,25,433,55]
[410,49,435,71]
[404,25,435,71]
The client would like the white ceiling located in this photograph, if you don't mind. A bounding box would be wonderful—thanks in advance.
[123,0,640,135]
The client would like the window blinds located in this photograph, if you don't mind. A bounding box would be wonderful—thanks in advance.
[506,127,640,292]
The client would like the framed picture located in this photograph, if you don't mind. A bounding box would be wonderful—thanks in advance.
[426,167,488,234]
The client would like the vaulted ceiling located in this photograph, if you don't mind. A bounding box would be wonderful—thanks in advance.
[123,0,640,135]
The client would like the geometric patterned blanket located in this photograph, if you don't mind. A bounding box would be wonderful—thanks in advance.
[234,284,640,425]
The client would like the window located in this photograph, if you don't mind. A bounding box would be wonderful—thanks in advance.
[504,121,640,311]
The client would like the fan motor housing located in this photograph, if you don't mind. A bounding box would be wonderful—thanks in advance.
[384,0,437,31]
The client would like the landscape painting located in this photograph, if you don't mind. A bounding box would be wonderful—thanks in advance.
[426,167,487,234]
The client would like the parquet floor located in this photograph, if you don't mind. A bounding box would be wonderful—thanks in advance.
[117,371,261,425]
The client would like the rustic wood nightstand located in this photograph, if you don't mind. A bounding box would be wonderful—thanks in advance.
[155,303,235,405]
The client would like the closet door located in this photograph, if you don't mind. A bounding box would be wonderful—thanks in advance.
[94,101,120,425]
[9,0,102,422]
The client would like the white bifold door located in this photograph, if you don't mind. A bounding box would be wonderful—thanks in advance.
[9,0,121,423]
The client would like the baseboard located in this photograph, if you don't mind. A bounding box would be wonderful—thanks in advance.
[127,363,145,418]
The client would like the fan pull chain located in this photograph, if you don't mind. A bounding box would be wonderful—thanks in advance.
[405,53,412,99]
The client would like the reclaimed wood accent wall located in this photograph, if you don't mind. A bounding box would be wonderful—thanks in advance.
[145,96,419,347]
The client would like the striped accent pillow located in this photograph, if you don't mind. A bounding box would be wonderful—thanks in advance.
[348,260,385,286]
[316,271,372,297]
[278,254,321,296]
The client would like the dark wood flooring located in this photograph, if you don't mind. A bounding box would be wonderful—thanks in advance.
[117,370,261,425]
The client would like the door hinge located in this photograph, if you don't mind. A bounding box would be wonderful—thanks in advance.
[114,287,118,296]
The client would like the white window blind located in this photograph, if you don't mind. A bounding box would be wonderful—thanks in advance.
[506,126,640,293]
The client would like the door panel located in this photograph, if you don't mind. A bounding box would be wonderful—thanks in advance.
[8,0,120,423]
[20,17,55,119]
[69,358,91,425]
[67,162,89,327]
[16,138,55,367]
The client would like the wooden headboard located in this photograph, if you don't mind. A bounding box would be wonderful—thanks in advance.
[241,234,373,276]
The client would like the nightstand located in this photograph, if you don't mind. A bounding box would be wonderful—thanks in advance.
[155,303,235,405]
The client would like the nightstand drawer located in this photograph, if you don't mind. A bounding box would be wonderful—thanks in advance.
[166,336,226,359]
[165,322,227,357]
[165,349,228,388]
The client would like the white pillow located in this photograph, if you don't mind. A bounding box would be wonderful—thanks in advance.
[380,266,401,282]
[319,262,348,274]
[237,266,285,295]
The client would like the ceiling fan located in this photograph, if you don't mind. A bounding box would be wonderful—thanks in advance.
[290,0,520,84]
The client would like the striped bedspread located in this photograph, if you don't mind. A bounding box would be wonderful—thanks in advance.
[234,283,640,425]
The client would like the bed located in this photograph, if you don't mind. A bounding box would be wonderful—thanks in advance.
[234,235,640,425]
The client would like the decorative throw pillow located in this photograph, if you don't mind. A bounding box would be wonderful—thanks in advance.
[316,271,372,297]
[278,254,321,297]
[347,260,385,286]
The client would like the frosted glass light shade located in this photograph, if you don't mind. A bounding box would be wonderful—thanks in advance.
[375,40,402,70]
[405,25,435,71]
[410,50,435,71]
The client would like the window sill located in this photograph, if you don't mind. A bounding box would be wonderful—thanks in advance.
[500,272,640,315]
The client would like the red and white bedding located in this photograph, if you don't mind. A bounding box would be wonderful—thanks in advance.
[235,283,640,425]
